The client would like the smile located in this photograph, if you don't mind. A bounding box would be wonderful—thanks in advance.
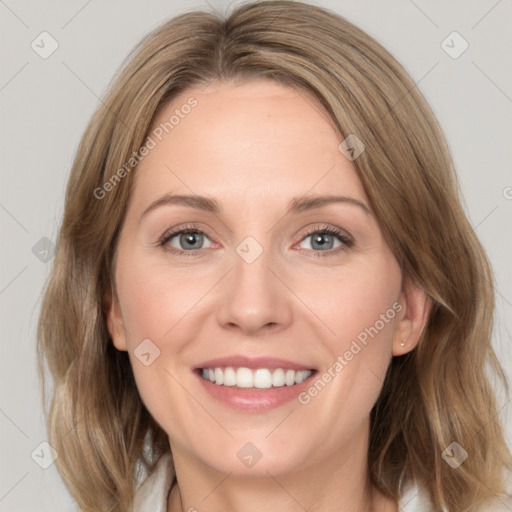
[193,355,318,412]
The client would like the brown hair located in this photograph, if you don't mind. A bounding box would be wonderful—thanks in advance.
[37,1,511,510]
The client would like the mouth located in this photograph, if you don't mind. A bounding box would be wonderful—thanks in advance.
[192,356,318,412]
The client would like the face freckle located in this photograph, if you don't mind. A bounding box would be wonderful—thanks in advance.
[107,78,408,481]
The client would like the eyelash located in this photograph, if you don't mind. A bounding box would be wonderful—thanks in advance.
[158,223,354,258]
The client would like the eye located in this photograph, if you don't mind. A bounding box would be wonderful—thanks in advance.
[297,225,353,256]
[158,223,353,258]
[159,224,213,255]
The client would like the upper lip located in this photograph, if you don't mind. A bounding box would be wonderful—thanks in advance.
[195,355,315,371]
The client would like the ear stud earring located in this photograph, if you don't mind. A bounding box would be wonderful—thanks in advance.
[400,339,407,347]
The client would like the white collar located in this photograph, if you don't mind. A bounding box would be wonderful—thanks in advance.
[133,453,174,512]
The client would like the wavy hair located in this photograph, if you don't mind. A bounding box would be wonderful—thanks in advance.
[37,1,511,510]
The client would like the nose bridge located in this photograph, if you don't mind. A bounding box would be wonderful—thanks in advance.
[215,234,293,333]
[234,238,274,292]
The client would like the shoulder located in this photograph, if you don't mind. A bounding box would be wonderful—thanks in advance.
[398,479,512,512]
[133,452,174,512]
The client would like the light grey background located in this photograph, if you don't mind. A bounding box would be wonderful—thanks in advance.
[1,0,511,510]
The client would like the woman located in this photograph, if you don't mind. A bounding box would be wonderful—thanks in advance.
[37,1,512,511]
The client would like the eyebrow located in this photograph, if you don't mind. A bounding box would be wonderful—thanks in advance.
[140,193,372,219]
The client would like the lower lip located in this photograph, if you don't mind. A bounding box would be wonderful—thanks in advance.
[194,370,317,412]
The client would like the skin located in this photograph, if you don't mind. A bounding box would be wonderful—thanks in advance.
[106,79,430,512]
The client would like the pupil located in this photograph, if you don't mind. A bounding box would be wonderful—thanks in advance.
[182,232,201,249]
[313,233,332,250]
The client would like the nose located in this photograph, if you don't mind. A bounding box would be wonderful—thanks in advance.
[215,246,293,336]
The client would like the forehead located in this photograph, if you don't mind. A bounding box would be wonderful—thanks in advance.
[130,79,368,214]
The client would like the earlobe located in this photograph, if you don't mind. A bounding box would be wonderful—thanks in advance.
[104,285,128,351]
[392,280,432,356]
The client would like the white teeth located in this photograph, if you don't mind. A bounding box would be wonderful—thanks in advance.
[214,367,224,385]
[272,368,285,387]
[201,367,312,388]
[223,367,237,386]
[236,367,253,388]
[253,369,272,389]
[285,369,295,386]
[295,370,310,384]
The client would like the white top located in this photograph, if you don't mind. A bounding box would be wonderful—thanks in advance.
[133,453,512,512]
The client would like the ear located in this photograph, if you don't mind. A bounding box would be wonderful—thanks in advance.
[392,278,432,356]
[104,285,128,351]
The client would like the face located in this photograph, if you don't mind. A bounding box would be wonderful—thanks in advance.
[106,79,427,478]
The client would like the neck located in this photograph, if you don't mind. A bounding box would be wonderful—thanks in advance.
[166,432,397,512]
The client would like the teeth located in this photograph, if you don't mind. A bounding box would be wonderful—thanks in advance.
[272,368,285,387]
[236,367,253,388]
[254,369,272,389]
[201,367,312,388]
[223,367,237,386]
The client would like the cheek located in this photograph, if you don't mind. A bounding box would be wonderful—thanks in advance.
[294,257,401,427]
[115,256,213,342]
[114,257,217,433]
[301,256,401,352]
